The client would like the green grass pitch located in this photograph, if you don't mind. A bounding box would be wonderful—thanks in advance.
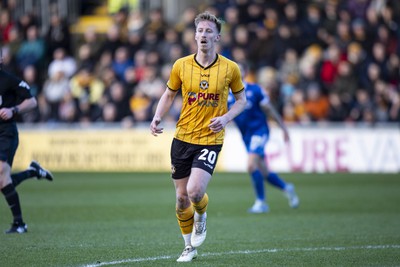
[1,172,399,267]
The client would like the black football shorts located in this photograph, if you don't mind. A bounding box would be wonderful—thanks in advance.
[0,123,19,166]
[170,138,222,179]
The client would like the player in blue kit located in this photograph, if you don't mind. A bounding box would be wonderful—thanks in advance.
[228,63,299,213]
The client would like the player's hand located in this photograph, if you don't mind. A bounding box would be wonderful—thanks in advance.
[150,116,164,136]
[0,108,13,121]
[208,116,228,133]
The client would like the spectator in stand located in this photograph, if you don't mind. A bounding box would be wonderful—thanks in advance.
[16,25,46,71]
[248,25,276,68]
[0,9,14,43]
[94,50,113,79]
[16,24,45,72]
[102,81,132,122]
[299,4,323,51]
[174,6,197,34]
[123,66,138,90]
[157,28,180,64]
[111,46,133,81]
[279,1,302,53]
[42,67,70,121]
[327,92,348,122]
[98,24,125,58]
[346,42,366,82]
[48,47,77,79]
[45,13,71,60]
[144,8,168,42]
[135,65,164,106]
[319,43,342,92]
[99,66,118,91]
[76,43,95,71]
[181,27,197,54]
[332,60,358,110]
[75,26,102,62]
[349,89,373,122]
[6,26,21,59]
[131,49,147,82]
[129,89,152,122]
[126,30,143,59]
[387,53,400,86]
[362,62,382,96]
[15,12,37,40]
[69,65,105,120]
[22,65,40,97]
[351,18,373,55]
[288,89,310,123]
[58,91,79,123]
[111,7,129,42]
[335,20,352,51]
[368,41,390,81]
[277,48,300,86]
[304,83,329,121]
[319,0,339,47]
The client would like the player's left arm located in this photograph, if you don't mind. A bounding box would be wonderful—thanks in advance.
[0,97,37,121]
[261,101,290,143]
[209,90,246,133]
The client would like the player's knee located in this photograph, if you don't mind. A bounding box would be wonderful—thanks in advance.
[188,191,204,203]
[176,194,190,209]
[247,162,258,173]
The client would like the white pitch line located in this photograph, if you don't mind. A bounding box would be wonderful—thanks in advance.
[82,244,400,267]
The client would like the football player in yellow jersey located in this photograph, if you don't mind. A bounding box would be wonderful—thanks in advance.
[150,11,247,262]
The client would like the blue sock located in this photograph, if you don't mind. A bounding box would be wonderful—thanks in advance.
[266,172,286,190]
[250,170,265,201]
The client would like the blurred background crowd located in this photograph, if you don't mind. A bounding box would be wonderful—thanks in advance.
[0,0,399,126]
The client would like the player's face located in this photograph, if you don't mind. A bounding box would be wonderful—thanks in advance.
[195,21,220,51]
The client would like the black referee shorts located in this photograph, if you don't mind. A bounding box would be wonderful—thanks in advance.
[0,123,19,166]
[170,138,222,179]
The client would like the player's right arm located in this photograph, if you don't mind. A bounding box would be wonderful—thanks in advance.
[150,88,178,136]
[261,101,290,143]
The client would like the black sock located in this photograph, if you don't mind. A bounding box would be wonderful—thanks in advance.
[1,184,23,224]
[11,170,36,187]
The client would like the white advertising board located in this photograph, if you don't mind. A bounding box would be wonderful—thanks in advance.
[222,126,400,173]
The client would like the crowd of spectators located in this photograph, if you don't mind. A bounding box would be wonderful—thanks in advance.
[0,0,399,126]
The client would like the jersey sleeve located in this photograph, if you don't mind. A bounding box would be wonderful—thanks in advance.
[17,81,33,98]
[230,63,244,94]
[10,74,33,100]
[166,60,182,91]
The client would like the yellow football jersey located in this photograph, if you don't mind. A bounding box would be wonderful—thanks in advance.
[167,54,244,145]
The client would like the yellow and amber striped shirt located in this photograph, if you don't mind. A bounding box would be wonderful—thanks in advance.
[167,54,244,145]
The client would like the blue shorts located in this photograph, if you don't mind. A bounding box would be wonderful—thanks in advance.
[243,133,268,158]
[170,138,222,179]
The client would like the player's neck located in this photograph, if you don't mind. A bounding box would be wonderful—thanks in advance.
[196,50,217,68]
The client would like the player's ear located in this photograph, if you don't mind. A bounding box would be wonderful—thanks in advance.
[215,34,221,42]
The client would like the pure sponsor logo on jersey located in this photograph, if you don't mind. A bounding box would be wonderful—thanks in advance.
[198,92,219,107]
[199,80,209,90]
[19,81,30,90]
[188,92,220,107]
[188,92,197,105]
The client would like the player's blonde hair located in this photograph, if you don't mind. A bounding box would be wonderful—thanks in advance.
[194,11,223,33]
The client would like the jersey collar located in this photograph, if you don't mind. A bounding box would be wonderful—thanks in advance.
[194,53,219,70]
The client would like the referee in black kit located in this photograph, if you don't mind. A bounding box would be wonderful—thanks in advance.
[0,47,38,233]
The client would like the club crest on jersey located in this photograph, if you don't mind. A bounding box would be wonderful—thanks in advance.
[188,92,197,105]
[199,80,209,90]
